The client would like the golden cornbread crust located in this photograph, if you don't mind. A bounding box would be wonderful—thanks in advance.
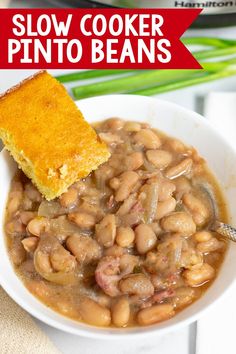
[0,71,110,200]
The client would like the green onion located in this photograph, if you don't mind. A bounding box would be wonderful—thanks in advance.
[72,57,236,99]
[182,37,236,48]
[72,70,198,99]
[131,69,236,96]
[53,37,236,100]
[56,39,236,84]
[194,45,236,61]
[56,69,135,83]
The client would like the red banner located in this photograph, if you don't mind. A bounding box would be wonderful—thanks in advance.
[0,8,202,69]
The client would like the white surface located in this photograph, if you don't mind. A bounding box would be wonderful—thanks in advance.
[0,10,235,353]
[195,93,236,354]
[205,92,236,146]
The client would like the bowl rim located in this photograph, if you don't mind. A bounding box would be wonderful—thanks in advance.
[1,94,236,339]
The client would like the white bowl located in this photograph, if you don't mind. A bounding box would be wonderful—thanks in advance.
[0,94,236,339]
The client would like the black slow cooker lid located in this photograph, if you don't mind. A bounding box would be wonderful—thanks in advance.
[47,0,115,8]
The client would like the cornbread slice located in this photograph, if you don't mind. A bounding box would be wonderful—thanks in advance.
[0,71,110,200]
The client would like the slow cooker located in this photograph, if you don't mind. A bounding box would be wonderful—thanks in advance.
[47,0,236,27]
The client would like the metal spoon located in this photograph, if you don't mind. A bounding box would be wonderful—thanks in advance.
[196,182,236,242]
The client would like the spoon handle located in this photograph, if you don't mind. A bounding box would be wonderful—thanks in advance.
[212,221,236,242]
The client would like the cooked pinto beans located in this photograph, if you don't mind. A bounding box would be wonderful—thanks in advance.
[196,237,225,253]
[125,152,144,171]
[194,231,212,243]
[183,193,210,226]
[66,234,101,264]
[137,304,175,326]
[174,176,191,200]
[112,297,130,327]
[113,171,139,202]
[161,212,196,236]
[155,197,176,220]
[158,180,176,202]
[135,224,157,254]
[68,212,96,229]
[119,274,154,297]
[183,263,215,287]
[22,237,39,253]
[95,214,116,248]
[79,297,111,327]
[27,217,49,237]
[146,150,172,169]
[116,227,135,248]
[20,211,36,225]
[60,188,78,208]
[165,158,193,179]
[133,129,161,149]
[5,119,228,328]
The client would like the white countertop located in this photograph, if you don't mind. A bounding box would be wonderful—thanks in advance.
[0,3,236,352]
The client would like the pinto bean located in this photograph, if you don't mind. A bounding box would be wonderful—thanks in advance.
[24,183,42,202]
[7,189,23,215]
[79,202,104,222]
[119,273,154,297]
[60,188,78,208]
[120,254,139,274]
[50,245,76,273]
[133,129,161,149]
[114,171,139,202]
[155,197,176,220]
[35,251,53,274]
[20,211,36,225]
[116,193,137,216]
[112,297,130,327]
[99,132,123,145]
[27,217,49,237]
[104,245,125,257]
[26,280,53,301]
[165,158,193,179]
[109,177,120,190]
[79,297,111,327]
[196,237,225,253]
[174,176,192,201]
[116,227,135,248]
[66,234,101,264]
[68,212,96,229]
[125,152,144,171]
[166,138,185,153]
[124,121,141,132]
[161,212,196,236]
[5,218,25,235]
[22,237,39,252]
[135,224,157,254]
[10,240,26,266]
[55,300,79,318]
[120,212,142,227]
[95,214,116,248]
[194,231,212,243]
[104,118,124,131]
[183,263,215,287]
[172,287,196,308]
[146,150,172,169]
[182,193,210,226]
[137,304,175,326]
[96,293,112,308]
[158,180,176,202]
